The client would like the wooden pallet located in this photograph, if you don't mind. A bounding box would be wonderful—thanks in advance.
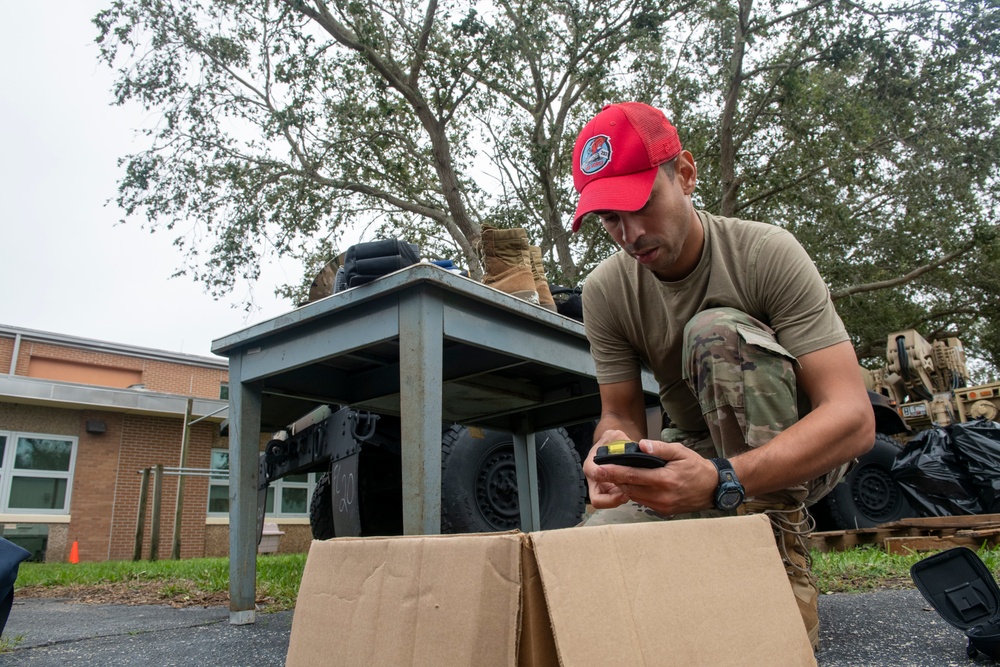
[810,514,1000,554]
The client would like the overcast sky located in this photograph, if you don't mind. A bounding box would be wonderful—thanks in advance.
[1,2,311,359]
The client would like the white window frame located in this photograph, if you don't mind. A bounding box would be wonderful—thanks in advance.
[0,431,78,515]
[207,448,316,519]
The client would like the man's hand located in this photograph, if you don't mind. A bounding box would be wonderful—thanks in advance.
[585,438,720,515]
[583,430,634,508]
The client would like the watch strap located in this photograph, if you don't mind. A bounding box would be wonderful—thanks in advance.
[711,457,734,475]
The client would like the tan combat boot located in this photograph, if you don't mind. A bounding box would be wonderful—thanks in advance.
[306,260,336,304]
[528,246,557,312]
[744,501,820,652]
[479,224,539,305]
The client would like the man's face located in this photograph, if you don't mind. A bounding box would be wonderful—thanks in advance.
[594,158,699,280]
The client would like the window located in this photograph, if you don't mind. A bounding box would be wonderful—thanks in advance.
[207,448,315,518]
[219,383,229,401]
[207,450,230,514]
[0,432,77,514]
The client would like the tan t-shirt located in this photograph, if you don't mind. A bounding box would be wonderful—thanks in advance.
[582,210,848,431]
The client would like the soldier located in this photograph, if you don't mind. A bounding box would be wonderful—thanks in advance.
[572,102,874,651]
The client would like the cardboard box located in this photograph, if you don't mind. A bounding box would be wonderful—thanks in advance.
[286,514,816,666]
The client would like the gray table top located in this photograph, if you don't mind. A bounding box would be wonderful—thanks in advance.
[212,262,658,433]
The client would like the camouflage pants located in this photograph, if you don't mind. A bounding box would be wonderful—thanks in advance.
[586,307,847,520]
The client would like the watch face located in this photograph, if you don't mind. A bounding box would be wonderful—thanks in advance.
[718,489,743,510]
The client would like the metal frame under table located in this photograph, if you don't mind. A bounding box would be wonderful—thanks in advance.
[211,262,657,625]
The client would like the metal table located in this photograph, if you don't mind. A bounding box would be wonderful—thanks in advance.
[212,262,657,624]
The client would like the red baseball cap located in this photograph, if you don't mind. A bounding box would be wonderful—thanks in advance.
[571,102,682,232]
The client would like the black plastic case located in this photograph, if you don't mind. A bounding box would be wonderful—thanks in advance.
[911,547,1000,659]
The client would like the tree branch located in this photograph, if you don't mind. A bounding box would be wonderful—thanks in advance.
[831,241,976,300]
[749,0,834,34]
[735,130,930,213]
[409,0,437,85]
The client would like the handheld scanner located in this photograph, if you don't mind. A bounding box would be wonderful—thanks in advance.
[593,440,666,468]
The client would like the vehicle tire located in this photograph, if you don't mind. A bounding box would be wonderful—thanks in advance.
[818,432,918,530]
[440,426,587,533]
[563,421,598,470]
[310,472,335,540]
[308,440,404,539]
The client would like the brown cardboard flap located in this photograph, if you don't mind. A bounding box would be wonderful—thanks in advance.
[518,536,559,667]
[531,515,816,666]
[286,533,522,667]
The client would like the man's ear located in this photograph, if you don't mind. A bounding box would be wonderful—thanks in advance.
[676,150,697,194]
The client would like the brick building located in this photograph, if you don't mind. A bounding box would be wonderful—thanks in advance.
[0,324,314,562]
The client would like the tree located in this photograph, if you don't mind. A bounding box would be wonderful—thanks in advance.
[94,0,678,288]
[95,0,1000,372]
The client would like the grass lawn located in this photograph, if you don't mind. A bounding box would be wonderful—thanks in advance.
[814,545,1000,593]
[13,545,1000,610]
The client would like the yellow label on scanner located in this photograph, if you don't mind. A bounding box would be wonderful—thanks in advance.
[606,441,628,455]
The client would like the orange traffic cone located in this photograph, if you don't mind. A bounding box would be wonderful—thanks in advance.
[69,540,79,564]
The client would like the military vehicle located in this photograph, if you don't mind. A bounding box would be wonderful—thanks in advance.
[870,330,1000,427]
[810,329,1000,530]
[258,403,588,541]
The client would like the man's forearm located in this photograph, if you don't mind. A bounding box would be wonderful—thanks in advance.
[593,413,647,445]
[592,378,650,448]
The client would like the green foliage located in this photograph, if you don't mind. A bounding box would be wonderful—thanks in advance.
[256,551,310,601]
[96,0,1000,370]
[654,0,1000,367]
[813,546,921,593]
[0,633,25,653]
[93,0,698,288]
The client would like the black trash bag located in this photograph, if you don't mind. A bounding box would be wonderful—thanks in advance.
[891,427,985,516]
[950,419,1000,513]
[342,240,421,288]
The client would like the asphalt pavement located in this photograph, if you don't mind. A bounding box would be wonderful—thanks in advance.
[0,588,991,665]
[1,600,292,666]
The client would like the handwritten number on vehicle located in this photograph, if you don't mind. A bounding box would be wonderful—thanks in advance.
[332,463,356,515]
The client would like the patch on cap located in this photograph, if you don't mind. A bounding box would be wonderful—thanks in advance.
[579,135,612,175]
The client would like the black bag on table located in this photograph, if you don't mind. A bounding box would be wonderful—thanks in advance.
[550,285,583,322]
[342,240,421,288]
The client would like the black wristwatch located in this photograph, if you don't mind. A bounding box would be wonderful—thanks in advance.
[711,458,745,511]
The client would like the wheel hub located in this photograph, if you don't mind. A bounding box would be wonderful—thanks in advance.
[476,450,521,530]
[851,463,901,521]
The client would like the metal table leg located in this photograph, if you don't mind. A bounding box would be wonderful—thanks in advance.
[399,289,444,535]
[512,418,540,532]
[228,353,262,625]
